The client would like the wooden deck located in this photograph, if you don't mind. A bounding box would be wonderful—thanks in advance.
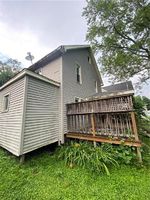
[66,133,141,147]
[66,94,142,162]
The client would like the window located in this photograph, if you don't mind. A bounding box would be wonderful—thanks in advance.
[75,97,80,103]
[76,64,82,84]
[3,94,10,111]
[88,56,92,64]
[75,97,83,103]
[95,81,98,93]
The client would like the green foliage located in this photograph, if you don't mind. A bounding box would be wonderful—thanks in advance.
[101,143,137,165]
[139,116,150,135]
[133,96,146,119]
[57,141,118,175]
[143,96,150,110]
[141,135,150,166]
[133,96,150,135]
[0,145,150,200]
[0,57,22,87]
[83,0,150,83]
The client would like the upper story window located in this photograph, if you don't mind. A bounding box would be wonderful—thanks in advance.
[88,56,92,64]
[75,97,83,103]
[76,64,82,84]
[95,81,98,93]
[3,94,10,112]
[75,97,80,103]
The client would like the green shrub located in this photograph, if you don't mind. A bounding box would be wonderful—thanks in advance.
[140,136,150,166]
[57,141,118,175]
[101,143,137,165]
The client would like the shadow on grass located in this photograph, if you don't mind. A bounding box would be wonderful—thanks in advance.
[0,142,59,169]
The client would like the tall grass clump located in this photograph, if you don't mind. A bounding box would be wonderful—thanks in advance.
[57,141,118,175]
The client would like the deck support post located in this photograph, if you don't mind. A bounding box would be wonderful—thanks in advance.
[19,154,25,164]
[58,140,61,146]
[131,112,142,163]
[91,113,96,147]
[136,147,142,164]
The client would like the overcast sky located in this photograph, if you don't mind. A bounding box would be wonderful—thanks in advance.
[0,0,149,97]
[0,0,87,66]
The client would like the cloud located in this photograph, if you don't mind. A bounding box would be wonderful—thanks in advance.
[0,0,87,67]
[0,21,50,67]
[0,0,87,48]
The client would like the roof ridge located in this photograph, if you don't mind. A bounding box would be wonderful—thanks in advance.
[28,44,91,70]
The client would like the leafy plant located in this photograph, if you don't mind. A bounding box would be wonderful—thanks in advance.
[101,143,137,165]
[133,96,150,136]
[139,135,150,166]
[57,141,118,175]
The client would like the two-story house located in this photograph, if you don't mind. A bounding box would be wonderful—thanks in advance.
[0,45,103,157]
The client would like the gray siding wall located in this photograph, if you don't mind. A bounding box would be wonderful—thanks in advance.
[0,78,25,156]
[36,57,62,82]
[62,49,102,137]
[23,76,59,154]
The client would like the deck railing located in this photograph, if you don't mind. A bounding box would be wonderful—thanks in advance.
[66,94,142,162]
[67,113,134,138]
[66,94,141,146]
[67,95,133,115]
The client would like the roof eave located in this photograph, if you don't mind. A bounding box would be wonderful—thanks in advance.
[29,46,65,71]
[0,69,60,91]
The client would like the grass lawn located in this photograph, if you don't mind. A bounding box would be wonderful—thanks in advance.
[0,140,150,200]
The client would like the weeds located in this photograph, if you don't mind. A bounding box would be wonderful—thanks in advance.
[57,141,118,175]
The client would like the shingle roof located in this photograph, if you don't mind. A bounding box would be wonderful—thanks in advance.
[102,81,134,93]
[86,81,134,101]
[28,45,90,71]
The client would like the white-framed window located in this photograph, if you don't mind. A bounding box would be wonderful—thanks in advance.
[76,64,82,84]
[3,94,10,112]
[75,97,83,103]
[95,81,98,93]
[88,56,92,64]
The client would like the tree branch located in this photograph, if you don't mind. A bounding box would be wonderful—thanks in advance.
[113,25,150,59]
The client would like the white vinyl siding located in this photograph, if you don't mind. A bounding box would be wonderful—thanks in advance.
[62,49,102,139]
[23,76,59,154]
[41,57,62,82]
[0,78,25,156]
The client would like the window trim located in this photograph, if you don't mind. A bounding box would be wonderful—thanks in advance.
[88,56,92,64]
[74,97,83,103]
[95,81,98,93]
[3,93,10,112]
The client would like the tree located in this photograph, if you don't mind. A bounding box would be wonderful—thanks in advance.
[133,96,150,135]
[83,0,150,83]
[133,96,146,119]
[143,96,150,110]
[0,57,22,87]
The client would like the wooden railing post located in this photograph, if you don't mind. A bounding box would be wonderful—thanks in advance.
[131,112,142,163]
[91,113,96,147]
